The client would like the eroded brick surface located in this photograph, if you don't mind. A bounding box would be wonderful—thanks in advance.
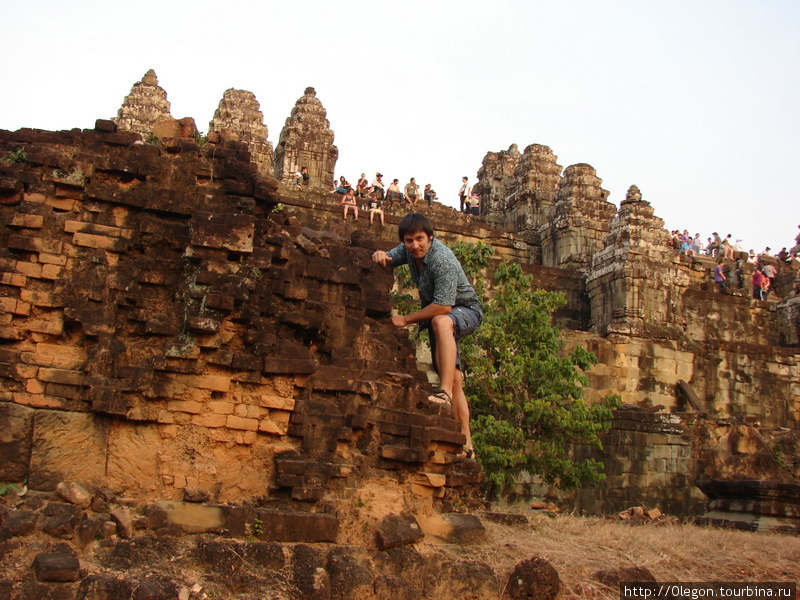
[0,124,479,506]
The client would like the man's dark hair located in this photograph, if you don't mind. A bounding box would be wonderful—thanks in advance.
[398,212,434,241]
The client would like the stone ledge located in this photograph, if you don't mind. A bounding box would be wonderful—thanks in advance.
[418,512,486,545]
[225,507,339,543]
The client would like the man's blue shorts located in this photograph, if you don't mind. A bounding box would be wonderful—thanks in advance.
[427,304,483,373]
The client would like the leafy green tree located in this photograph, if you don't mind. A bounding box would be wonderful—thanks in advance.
[449,243,620,493]
[389,264,418,315]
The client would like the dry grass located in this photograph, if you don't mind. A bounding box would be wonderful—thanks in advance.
[458,513,800,599]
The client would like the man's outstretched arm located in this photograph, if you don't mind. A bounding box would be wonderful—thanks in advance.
[391,303,451,328]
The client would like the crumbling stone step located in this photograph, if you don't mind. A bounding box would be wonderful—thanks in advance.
[357,405,438,429]
[374,419,411,437]
[145,501,340,542]
[411,425,466,447]
[379,444,429,464]
[226,507,339,542]
[418,512,486,545]
[376,513,425,550]
[146,501,226,534]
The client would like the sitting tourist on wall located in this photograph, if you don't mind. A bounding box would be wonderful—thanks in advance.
[404,178,420,205]
[334,175,350,195]
[371,173,385,201]
[341,188,358,222]
[386,179,403,204]
[357,173,370,198]
[423,184,437,207]
[367,192,384,226]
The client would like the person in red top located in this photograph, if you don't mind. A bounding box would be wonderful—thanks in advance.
[356,173,370,198]
[752,269,764,300]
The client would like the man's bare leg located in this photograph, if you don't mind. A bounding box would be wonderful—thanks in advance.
[431,315,457,400]
[451,369,472,453]
[431,316,473,454]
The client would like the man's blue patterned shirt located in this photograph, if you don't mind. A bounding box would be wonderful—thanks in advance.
[386,238,482,310]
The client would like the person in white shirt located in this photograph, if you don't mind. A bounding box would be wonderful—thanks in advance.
[371,173,385,201]
[458,176,471,213]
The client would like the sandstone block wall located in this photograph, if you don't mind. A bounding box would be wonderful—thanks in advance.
[570,411,705,516]
[564,331,799,428]
[0,124,481,506]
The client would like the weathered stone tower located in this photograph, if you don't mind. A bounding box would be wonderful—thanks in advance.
[506,144,562,242]
[113,69,197,140]
[208,89,274,179]
[586,185,685,333]
[273,87,338,191]
[539,163,617,273]
[113,70,172,138]
[473,143,520,225]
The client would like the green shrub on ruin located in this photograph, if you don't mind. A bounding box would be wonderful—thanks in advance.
[4,148,26,163]
[389,264,419,316]
[0,482,19,496]
[450,243,620,493]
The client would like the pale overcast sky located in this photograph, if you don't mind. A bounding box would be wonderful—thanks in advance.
[3,0,798,255]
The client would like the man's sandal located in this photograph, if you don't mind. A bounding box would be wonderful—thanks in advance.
[427,389,452,406]
[455,448,476,460]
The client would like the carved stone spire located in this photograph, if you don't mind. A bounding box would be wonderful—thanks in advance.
[113,69,172,138]
[539,163,616,273]
[208,89,274,178]
[587,185,688,336]
[273,87,338,190]
[623,184,643,203]
[474,143,521,225]
[507,144,563,243]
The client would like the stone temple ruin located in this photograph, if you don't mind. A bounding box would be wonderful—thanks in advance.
[0,69,799,597]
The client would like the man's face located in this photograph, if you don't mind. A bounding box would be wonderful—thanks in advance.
[403,230,433,260]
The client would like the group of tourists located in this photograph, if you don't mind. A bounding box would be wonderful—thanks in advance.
[711,259,778,300]
[334,174,438,206]
[333,173,442,226]
[672,230,744,261]
[333,173,485,224]
[704,225,800,301]
[673,229,800,265]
